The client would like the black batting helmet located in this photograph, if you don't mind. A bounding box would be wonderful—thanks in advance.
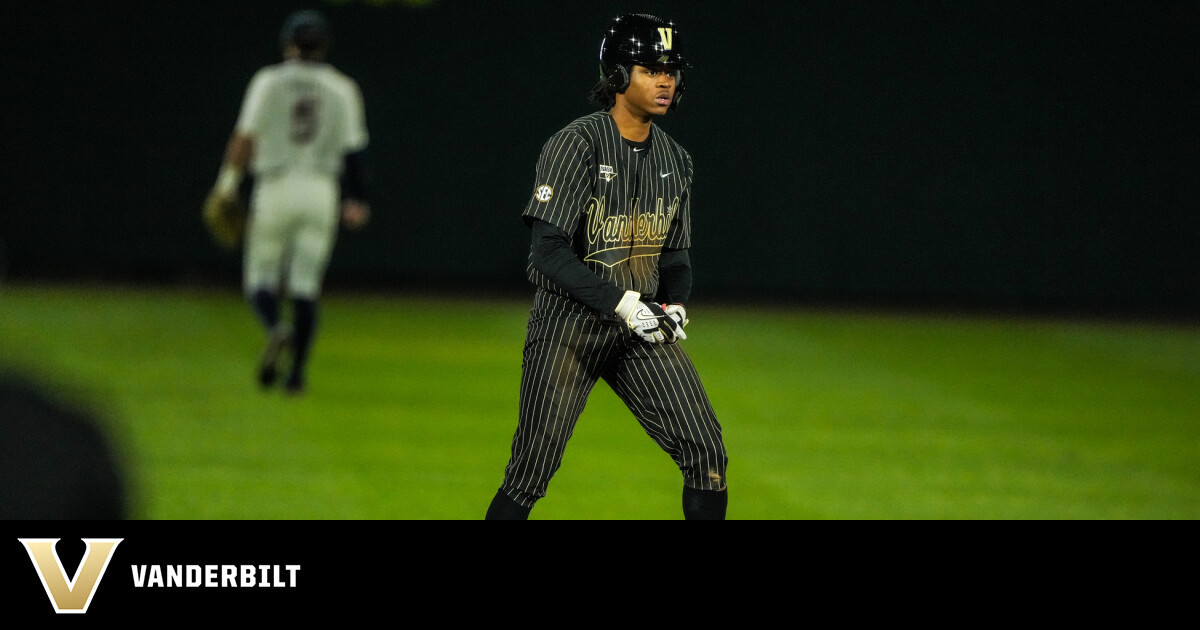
[280,9,331,58]
[598,13,688,108]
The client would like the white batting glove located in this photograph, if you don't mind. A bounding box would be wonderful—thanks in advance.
[663,304,688,330]
[615,291,686,344]
[659,303,688,343]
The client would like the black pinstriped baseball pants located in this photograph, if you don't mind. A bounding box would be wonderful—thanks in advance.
[497,289,728,508]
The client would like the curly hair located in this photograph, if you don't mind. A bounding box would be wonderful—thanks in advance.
[588,77,619,110]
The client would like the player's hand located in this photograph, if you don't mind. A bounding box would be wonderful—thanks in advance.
[662,303,688,341]
[615,291,686,344]
[341,199,370,230]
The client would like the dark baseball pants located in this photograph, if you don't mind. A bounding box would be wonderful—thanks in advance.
[497,290,728,508]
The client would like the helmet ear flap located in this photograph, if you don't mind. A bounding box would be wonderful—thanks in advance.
[601,63,630,92]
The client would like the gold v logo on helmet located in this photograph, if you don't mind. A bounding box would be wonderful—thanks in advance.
[19,538,123,614]
[657,27,673,50]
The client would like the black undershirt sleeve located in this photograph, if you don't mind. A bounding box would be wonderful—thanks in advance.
[529,219,626,313]
[655,247,693,305]
[340,148,371,201]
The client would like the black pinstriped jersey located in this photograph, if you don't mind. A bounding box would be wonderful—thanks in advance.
[522,111,693,302]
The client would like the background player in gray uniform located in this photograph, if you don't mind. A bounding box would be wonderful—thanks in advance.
[485,13,728,520]
[208,10,371,395]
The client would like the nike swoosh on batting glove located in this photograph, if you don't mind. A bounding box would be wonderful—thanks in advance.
[616,291,681,344]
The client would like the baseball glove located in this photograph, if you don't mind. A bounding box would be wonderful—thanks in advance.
[202,191,247,249]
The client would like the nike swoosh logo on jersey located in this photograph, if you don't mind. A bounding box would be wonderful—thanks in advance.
[659,172,672,178]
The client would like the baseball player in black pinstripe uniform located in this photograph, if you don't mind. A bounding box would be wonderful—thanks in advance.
[485,14,728,520]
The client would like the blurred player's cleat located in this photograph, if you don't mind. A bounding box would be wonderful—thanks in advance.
[283,375,305,397]
[257,325,292,389]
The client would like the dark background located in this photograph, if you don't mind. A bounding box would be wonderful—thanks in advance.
[3,0,1197,317]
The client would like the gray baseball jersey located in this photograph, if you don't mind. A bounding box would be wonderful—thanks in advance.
[236,59,368,177]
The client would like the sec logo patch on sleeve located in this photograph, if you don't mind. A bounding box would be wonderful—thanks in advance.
[535,185,554,202]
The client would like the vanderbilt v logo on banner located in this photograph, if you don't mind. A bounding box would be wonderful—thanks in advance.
[19,538,123,614]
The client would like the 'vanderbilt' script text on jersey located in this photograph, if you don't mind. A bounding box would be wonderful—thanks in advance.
[523,112,693,299]
[583,195,680,268]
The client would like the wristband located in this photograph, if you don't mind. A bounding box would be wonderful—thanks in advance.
[614,290,641,320]
[215,164,244,198]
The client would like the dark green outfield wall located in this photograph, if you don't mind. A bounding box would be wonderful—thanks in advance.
[3,1,1197,314]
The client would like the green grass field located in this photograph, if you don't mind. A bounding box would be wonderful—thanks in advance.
[2,282,1197,520]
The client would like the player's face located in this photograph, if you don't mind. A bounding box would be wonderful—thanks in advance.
[619,64,678,117]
